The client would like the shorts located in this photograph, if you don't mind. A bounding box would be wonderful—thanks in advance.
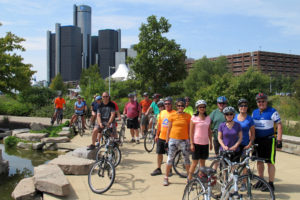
[156,138,167,154]
[141,114,149,126]
[94,121,117,136]
[254,136,276,164]
[75,112,84,116]
[213,139,220,155]
[192,144,209,160]
[167,139,190,165]
[55,108,63,113]
[127,117,140,129]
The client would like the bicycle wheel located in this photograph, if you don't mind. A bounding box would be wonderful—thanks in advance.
[111,145,122,167]
[182,178,205,200]
[78,118,83,136]
[173,150,199,178]
[88,159,115,194]
[96,145,122,167]
[144,130,155,153]
[223,174,275,200]
[118,127,125,146]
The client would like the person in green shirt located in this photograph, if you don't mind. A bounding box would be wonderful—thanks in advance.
[209,96,227,155]
[184,97,194,116]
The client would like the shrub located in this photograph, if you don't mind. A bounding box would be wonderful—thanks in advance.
[0,96,32,116]
[4,136,20,147]
[19,86,56,108]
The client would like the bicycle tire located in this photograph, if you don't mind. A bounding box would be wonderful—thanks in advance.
[88,159,115,194]
[144,130,155,153]
[223,174,275,200]
[78,118,83,136]
[173,150,200,178]
[96,145,122,167]
[182,178,205,200]
[118,127,125,146]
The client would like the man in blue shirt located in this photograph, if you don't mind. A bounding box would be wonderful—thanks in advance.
[252,93,282,191]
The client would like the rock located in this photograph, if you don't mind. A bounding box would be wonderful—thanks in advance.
[30,122,45,131]
[57,149,70,154]
[49,155,94,175]
[16,133,47,142]
[56,143,81,150]
[41,137,70,143]
[11,177,41,200]
[34,164,70,196]
[0,130,12,139]
[42,143,57,151]
[12,129,30,136]
[57,130,71,137]
[0,128,9,132]
[62,127,70,131]
[67,147,97,160]
[17,142,32,150]
[32,142,45,150]
[0,149,9,175]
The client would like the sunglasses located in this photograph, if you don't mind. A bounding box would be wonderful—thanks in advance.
[158,106,165,108]
[239,105,248,108]
[225,113,234,116]
[164,103,171,105]
[218,103,226,105]
[102,96,109,98]
[198,106,206,109]
[257,101,266,103]
[177,104,185,108]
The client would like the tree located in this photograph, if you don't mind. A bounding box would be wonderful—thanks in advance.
[0,23,35,94]
[49,74,66,93]
[19,86,56,108]
[129,15,187,95]
[294,78,300,100]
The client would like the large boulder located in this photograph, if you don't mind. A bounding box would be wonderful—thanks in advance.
[17,142,32,150]
[41,137,70,143]
[49,155,94,175]
[57,130,71,137]
[67,147,97,160]
[42,143,57,151]
[62,127,70,131]
[0,129,12,139]
[0,149,9,175]
[56,143,81,150]
[16,133,47,142]
[32,142,45,150]
[30,123,45,131]
[11,177,41,200]
[12,129,30,136]
[34,164,70,196]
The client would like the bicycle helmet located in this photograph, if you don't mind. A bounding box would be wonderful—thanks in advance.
[143,92,149,97]
[128,93,134,98]
[152,93,161,99]
[164,96,173,103]
[217,96,228,103]
[176,98,186,105]
[195,100,207,108]
[223,106,235,114]
[95,96,102,101]
[238,98,248,106]
[77,95,81,99]
[157,101,164,107]
[255,93,267,101]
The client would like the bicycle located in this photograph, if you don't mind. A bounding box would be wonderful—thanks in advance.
[56,109,63,125]
[72,114,84,136]
[144,114,157,153]
[117,116,126,146]
[172,149,200,178]
[95,127,122,168]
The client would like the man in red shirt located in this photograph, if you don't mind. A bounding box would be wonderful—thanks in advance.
[51,94,66,125]
[124,93,141,144]
[139,92,152,137]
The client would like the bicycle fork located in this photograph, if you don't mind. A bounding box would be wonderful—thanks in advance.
[228,173,243,200]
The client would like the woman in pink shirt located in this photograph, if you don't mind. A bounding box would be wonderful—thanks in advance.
[188,100,213,181]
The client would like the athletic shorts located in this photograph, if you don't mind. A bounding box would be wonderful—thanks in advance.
[192,144,209,160]
[141,114,149,126]
[156,138,167,154]
[167,138,190,165]
[127,117,140,129]
[254,136,276,164]
[213,139,220,155]
[55,108,63,113]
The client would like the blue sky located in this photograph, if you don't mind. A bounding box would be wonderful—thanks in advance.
[1,0,300,81]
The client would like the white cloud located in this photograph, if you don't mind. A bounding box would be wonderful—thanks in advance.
[122,35,139,48]
[92,15,143,31]
[22,37,46,51]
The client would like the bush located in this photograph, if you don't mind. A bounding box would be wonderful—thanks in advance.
[0,96,32,116]
[4,136,20,147]
[282,123,300,137]
[19,86,56,108]
[270,96,300,121]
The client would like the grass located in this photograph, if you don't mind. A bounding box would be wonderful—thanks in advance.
[29,121,70,137]
[270,96,300,121]
[282,123,300,137]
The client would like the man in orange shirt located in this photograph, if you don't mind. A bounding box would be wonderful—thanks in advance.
[51,94,66,125]
[151,97,176,176]
[139,92,152,137]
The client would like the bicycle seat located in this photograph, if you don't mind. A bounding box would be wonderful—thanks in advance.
[199,167,216,176]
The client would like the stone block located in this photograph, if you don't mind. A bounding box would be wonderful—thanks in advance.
[11,177,41,200]
[67,147,97,160]
[17,142,32,150]
[41,137,70,143]
[32,142,45,150]
[62,127,70,131]
[34,164,70,196]
[30,123,45,131]
[56,143,81,150]
[57,130,71,137]
[16,133,47,142]
[43,143,57,151]
[0,160,9,174]
[12,129,30,136]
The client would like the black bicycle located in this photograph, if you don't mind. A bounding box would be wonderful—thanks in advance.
[144,114,157,152]
[117,116,126,146]
[172,149,200,178]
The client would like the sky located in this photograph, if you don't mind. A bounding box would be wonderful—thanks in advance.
[1,0,300,81]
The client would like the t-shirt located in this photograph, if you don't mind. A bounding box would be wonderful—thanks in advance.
[140,99,152,113]
[111,101,119,111]
[209,109,226,140]
[168,112,191,140]
[150,101,160,115]
[54,97,66,109]
[218,122,242,152]
[91,101,99,112]
[75,101,85,114]
[184,106,194,116]
[234,115,254,146]
[124,101,140,119]
[252,107,281,138]
[191,115,211,145]
[97,101,115,122]
[157,110,176,140]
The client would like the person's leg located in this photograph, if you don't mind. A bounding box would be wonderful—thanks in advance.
[69,114,76,126]
[157,154,163,169]
[268,163,275,182]
[257,161,264,178]
[180,140,191,175]
[52,110,58,123]
[188,160,199,180]
[81,116,85,130]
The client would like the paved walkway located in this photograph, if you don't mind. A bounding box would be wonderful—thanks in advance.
[2,116,300,199]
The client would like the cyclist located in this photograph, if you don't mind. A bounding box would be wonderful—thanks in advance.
[81,96,88,129]
[87,92,116,150]
[209,96,228,156]
[90,95,102,128]
[51,93,66,125]
[151,97,176,176]
[124,93,141,144]
[69,95,85,131]
[218,106,243,162]
[188,100,212,181]
[140,92,152,137]
[145,93,160,132]
[183,97,193,116]
[164,98,191,186]
[252,93,282,191]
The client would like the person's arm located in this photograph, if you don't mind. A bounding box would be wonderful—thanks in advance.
[145,106,153,116]
[218,131,228,150]
[189,120,195,152]
[230,130,243,151]
[108,111,116,127]
[97,113,103,128]
[208,128,213,150]
[166,121,172,143]
[245,125,255,149]
[277,122,283,149]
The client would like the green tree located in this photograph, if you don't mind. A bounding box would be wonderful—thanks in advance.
[0,23,35,94]
[19,86,56,107]
[294,78,300,100]
[79,65,105,103]
[129,15,187,94]
[49,74,66,93]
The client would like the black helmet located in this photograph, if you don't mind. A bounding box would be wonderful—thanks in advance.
[176,98,186,105]
[238,98,248,106]
[164,96,173,103]
[256,93,267,101]
[223,106,235,114]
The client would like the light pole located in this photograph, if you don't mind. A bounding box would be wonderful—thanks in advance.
[109,66,115,95]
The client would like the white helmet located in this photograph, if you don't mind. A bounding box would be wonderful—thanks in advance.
[195,100,207,108]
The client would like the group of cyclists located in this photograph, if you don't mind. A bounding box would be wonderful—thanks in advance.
[51,91,282,192]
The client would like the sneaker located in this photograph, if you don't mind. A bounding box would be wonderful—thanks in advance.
[136,140,140,144]
[269,182,275,191]
[151,168,162,176]
[163,177,169,186]
[51,120,54,126]
[240,183,247,192]
[261,183,274,192]
[130,139,135,143]
[87,144,95,150]
[253,181,263,189]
